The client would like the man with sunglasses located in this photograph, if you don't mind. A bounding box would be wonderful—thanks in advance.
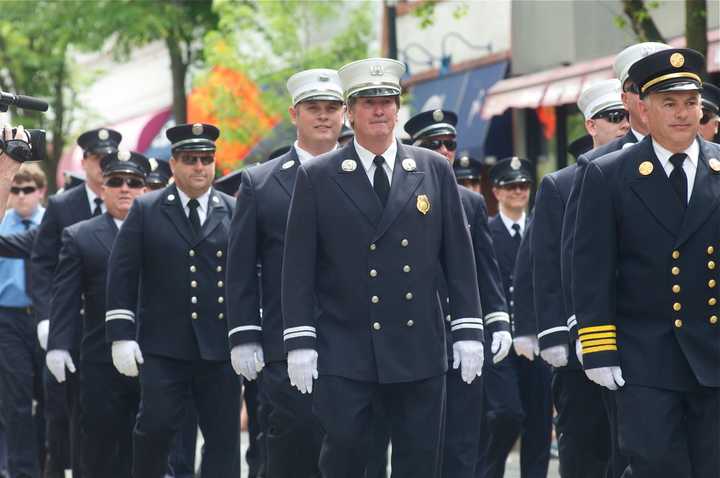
[403,109,511,478]
[106,123,240,477]
[227,68,344,478]
[699,83,719,142]
[532,79,628,478]
[44,150,148,477]
[478,158,552,478]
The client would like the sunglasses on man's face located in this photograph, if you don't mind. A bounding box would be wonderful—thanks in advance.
[500,182,531,192]
[179,154,215,166]
[701,112,717,125]
[420,139,457,152]
[10,186,37,195]
[104,177,145,189]
[593,110,629,124]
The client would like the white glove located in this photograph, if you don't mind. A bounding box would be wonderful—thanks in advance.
[490,331,512,364]
[585,366,625,391]
[287,348,318,394]
[575,340,583,365]
[46,349,76,383]
[540,344,569,368]
[231,343,265,381]
[37,320,49,351]
[452,340,484,384]
[111,340,144,377]
[513,335,539,361]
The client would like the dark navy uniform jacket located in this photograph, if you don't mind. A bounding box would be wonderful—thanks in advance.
[281,141,482,384]
[0,228,36,258]
[560,130,638,339]
[105,185,236,362]
[573,136,720,391]
[438,186,509,359]
[226,147,300,363]
[512,219,537,338]
[488,213,528,326]
[31,185,93,325]
[49,214,118,363]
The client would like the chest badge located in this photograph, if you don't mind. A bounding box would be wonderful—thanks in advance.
[638,161,654,176]
[416,194,430,215]
[341,159,357,172]
[709,158,720,173]
[282,160,295,170]
[402,158,416,171]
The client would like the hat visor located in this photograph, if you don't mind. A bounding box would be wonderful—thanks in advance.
[295,93,344,105]
[414,126,457,142]
[348,86,401,99]
[495,176,533,187]
[644,80,701,96]
[172,143,216,152]
[89,146,118,156]
[702,99,719,114]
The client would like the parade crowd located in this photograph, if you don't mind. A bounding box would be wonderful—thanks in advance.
[0,40,717,478]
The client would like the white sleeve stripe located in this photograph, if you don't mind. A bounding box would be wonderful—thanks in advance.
[283,331,317,341]
[566,315,577,327]
[538,326,570,338]
[485,316,511,325]
[106,309,135,318]
[451,323,484,331]
[228,325,262,337]
[283,326,316,336]
[450,317,484,326]
[484,311,509,321]
[105,315,134,323]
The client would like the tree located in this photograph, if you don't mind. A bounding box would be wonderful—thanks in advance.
[619,0,666,42]
[685,0,708,62]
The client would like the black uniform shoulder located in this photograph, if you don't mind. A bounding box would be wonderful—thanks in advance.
[134,187,167,208]
[457,184,486,206]
[578,131,638,165]
[64,214,107,238]
[50,182,88,207]
[245,148,298,184]
[214,189,236,210]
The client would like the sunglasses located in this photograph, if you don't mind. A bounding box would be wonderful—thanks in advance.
[623,83,639,94]
[500,182,531,192]
[593,110,629,124]
[701,112,717,125]
[104,177,145,189]
[179,155,215,166]
[421,139,457,152]
[147,182,166,191]
[10,186,37,195]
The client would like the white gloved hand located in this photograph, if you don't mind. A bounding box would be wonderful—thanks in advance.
[513,335,539,361]
[287,348,318,394]
[231,343,265,381]
[46,349,76,383]
[585,366,625,391]
[452,340,484,384]
[575,340,583,365]
[491,331,512,364]
[37,320,49,351]
[540,344,569,368]
[111,340,144,377]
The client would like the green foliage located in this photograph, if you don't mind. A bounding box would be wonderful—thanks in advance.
[412,0,469,29]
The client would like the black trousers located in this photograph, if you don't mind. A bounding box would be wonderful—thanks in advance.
[262,362,321,478]
[477,349,552,478]
[133,355,240,478]
[243,377,265,478]
[0,309,44,478]
[442,366,484,478]
[78,361,138,478]
[167,405,198,478]
[552,369,611,478]
[314,374,445,478]
[616,384,720,478]
[43,369,70,476]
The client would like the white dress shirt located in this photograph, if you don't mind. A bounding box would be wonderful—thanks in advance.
[499,210,526,237]
[113,218,124,230]
[630,128,645,143]
[653,138,699,204]
[354,138,397,186]
[294,141,338,164]
[176,188,211,226]
[85,185,106,215]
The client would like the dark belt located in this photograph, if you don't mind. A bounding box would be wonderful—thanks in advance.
[0,305,33,315]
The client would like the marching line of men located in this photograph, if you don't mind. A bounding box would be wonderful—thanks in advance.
[0,44,717,478]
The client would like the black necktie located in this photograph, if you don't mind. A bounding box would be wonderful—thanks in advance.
[669,153,688,208]
[511,223,522,248]
[373,155,390,207]
[187,198,201,235]
[93,198,103,217]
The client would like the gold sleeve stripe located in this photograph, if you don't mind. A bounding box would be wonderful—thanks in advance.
[579,332,617,341]
[579,325,617,335]
[581,339,617,348]
[582,345,618,354]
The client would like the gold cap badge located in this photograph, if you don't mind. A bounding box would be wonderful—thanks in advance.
[670,53,685,68]
[416,194,430,215]
[639,161,654,176]
[709,158,720,173]
[402,158,416,171]
[341,159,357,172]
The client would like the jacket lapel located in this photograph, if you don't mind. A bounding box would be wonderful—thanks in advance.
[331,143,383,227]
[197,189,229,243]
[373,144,424,241]
[629,138,684,236]
[674,138,720,247]
[273,148,300,197]
[92,214,118,253]
[160,185,196,245]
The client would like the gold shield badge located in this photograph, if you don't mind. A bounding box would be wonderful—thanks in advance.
[670,52,685,68]
[638,161,654,176]
[417,194,430,215]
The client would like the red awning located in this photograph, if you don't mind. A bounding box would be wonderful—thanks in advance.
[482,29,719,119]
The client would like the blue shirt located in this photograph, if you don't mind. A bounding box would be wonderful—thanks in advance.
[0,207,44,307]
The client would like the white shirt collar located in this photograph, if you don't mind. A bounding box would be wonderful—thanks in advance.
[85,184,104,213]
[652,138,699,171]
[354,138,397,175]
[113,217,124,229]
[630,128,645,142]
[294,141,339,164]
[499,210,526,237]
[176,187,211,214]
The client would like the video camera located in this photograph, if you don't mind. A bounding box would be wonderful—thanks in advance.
[0,89,49,162]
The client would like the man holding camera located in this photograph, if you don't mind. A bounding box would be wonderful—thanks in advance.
[0,125,29,218]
